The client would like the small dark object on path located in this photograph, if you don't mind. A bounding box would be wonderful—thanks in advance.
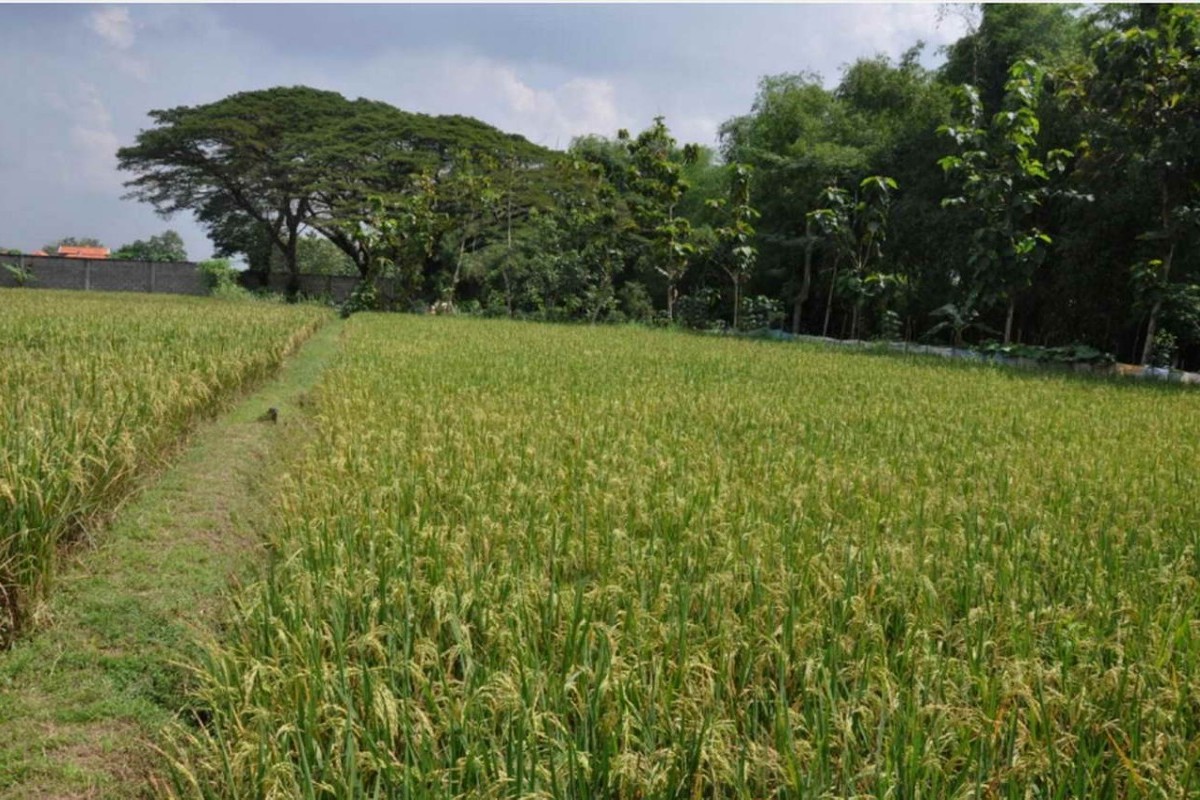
[258,407,278,423]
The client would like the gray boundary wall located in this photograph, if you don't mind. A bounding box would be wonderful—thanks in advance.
[238,271,406,306]
[0,254,206,295]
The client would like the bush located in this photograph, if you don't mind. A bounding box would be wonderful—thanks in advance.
[340,280,379,318]
[1149,330,1177,369]
[197,259,239,293]
[677,287,720,330]
[619,282,655,324]
[2,261,35,287]
[740,295,784,331]
[879,309,903,342]
[974,341,1116,366]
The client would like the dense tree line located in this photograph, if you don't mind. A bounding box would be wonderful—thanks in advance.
[117,4,1200,368]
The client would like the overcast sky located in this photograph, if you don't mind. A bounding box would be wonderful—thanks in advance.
[0,3,969,261]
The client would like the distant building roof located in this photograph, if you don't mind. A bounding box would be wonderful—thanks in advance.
[31,250,48,256]
[56,246,110,259]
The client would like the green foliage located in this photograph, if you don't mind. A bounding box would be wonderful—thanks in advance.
[196,258,239,294]
[102,13,1200,369]
[339,280,379,319]
[707,163,761,329]
[111,230,188,262]
[938,60,1070,343]
[2,261,34,287]
[940,3,1085,114]
[924,299,998,347]
[879,308,903,341]
[1079,6,1200,363]
[676,286,722,330]
[738,294,784,330]
[119,87,552,284]
[621,117,703,321]
[295,233,357,276]
[618,281,655,324]
[808,175,899,338]
[41,237,104,253]
[975,341,1116,366]
[335,180,443,317]
[1149,329,1178,369]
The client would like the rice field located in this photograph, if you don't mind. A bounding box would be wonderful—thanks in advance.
[0,290,328,644]
[166,314,1200,798]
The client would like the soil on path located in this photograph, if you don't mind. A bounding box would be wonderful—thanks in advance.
[0,318,344,799]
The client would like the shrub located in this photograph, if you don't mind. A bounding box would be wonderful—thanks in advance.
[2,261,35,287]
[339,280,379,318]
[740,294,784,331]
[1150,330,1177,369]
[619,282,655,324]
[197,259,239,294]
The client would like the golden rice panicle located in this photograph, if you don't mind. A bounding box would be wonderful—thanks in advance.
[0,289,327,645]
[167,315,1200,798]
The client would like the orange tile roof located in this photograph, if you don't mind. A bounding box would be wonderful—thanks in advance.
[56,246,110,259]
[31,250,48,256]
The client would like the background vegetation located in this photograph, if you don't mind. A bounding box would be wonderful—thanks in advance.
[115,5,1200,369]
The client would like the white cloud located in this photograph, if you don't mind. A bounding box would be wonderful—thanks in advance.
[88,6,135,50]
[87,6,152,80]
[66,83,123,191]
[846,4,971,65]
[345,50,624,148]
[0,3,977,257]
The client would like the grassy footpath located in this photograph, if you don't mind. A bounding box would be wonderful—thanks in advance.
[0,318,344,799]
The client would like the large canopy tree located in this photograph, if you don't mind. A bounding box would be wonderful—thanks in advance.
[118,86,553,294]
[298,100,555,281]
[118,87,350,292]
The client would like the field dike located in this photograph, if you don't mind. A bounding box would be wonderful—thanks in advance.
[0,318,345,798]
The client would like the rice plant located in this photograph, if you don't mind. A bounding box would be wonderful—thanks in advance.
[170,315,1200,798]
[0,289,327,644]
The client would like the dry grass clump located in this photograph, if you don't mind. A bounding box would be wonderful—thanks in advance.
[170,316,1199,798]
[0,290,327,643]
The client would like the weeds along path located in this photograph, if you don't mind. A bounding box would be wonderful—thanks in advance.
[0,318,345,799]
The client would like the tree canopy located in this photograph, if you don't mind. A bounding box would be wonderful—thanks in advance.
[118,86,555,292]
[112,7,1200,369]
[112,230,188,262]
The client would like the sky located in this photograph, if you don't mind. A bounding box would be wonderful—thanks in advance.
[0,3,969,261]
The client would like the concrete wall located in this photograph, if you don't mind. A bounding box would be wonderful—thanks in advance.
[0,254,207,296]
[238,271,411,307]
[0,255,412,309]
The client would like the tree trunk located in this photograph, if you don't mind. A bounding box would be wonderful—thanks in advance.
[1141,297,1164,366]
[851,300,860,341]
[793,220,814,334]
[505,174,515,317]
[450,236,467,304]
[822,263,838,338]
[284,220,300,300]
[1003,295,1015,345]
[1141,190,1177,365]
[732,275,742,331]
[667,282,677,322]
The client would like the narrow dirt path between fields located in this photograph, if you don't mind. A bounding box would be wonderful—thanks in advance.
[0,318,345,799]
